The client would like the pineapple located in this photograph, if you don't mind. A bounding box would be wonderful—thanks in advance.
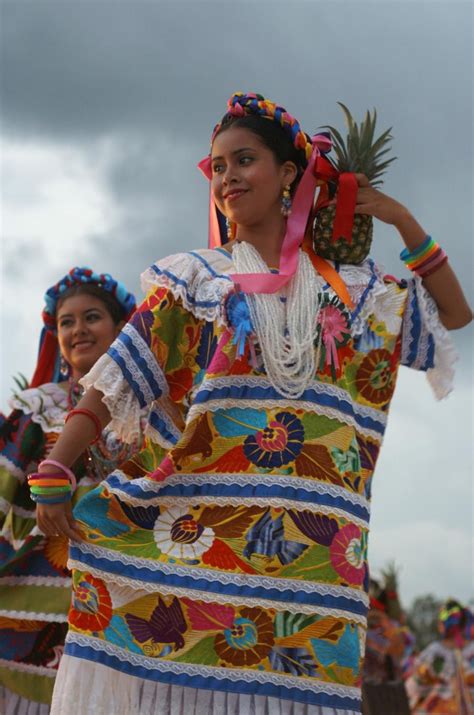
[313,103,396,264]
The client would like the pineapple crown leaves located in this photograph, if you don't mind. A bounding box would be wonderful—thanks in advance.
[320,102,397,187]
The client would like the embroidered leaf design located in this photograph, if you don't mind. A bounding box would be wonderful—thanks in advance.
[199,505,263,538]
[104,615,143,654]
[276,617,345,648]
[294,443,344,485]
[212,408,267,437]
[281,543,335,580]
[356,434,379,471]
[181,598,235,631]
[172,414,213,463]
[201,538,257,574]
[174,636,219,665]
[269,647,318,677]
[287,511,339,546]
[300,414,340,441]
[193,444,250,473]
[273,612,315,639]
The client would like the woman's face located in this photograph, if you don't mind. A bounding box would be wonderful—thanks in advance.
[57,294,123,379]
[211,126,296,229]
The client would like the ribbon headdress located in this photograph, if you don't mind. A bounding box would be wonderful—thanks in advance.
[30,267,136,387]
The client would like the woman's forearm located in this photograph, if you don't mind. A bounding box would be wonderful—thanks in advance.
[41,387,112,470]
[395,212,472,330]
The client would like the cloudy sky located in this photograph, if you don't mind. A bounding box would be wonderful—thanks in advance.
[1,0,472,606]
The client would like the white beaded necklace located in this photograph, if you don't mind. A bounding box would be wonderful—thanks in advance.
[232,241,323,399]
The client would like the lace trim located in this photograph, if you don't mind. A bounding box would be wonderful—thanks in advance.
[195,375,386,423]
[69,559,367,625]
[0,658,58,678]
[111,470,370,510]
[73,541,368,604]
[106,486,369,529]
[415,277,458,399]
[81,354,143,444]
[9,382,68,433]
[339,261,390,337]
[0,609,68,623]
[140,250,234,325]
[0,576,71,588]
[0,454,25,480]
[66,633,361,698]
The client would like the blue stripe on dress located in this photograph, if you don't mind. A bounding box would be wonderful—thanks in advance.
[105,473,370,523]
[189,251,233,280]
[148,409,181,446]
[64,638,361,711]
[193,384,385,435]
[150,265,222,309]
[69,545,368,617]
[107,345,146,407]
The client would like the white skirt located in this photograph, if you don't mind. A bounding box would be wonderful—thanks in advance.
[51,656,360,715]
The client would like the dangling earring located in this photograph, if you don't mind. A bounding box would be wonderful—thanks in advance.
[226,217,236,241]
[59,354,69,379]
[281,185,292,217]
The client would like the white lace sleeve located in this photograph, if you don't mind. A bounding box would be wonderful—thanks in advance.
[401,276,458,399]
[80,354,144,444]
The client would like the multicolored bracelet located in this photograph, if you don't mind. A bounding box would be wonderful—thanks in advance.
[28,459,77,505]
[400,236,448,278]
[65,408,102,445]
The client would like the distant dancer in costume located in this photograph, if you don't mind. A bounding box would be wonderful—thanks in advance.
[31,93,472,714]
[0,268,138,713]
[406,600,474,714]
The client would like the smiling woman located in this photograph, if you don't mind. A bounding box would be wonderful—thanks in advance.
[31,92,471,715]
[0,267,141,713]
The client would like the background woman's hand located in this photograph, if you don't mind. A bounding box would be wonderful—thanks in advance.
[353,173,411,227]
[36,501,83,541]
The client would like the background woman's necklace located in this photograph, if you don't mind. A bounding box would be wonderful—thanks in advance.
[232,241,323,399]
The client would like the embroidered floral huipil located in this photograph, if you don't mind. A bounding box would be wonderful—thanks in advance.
[55,249,454,714]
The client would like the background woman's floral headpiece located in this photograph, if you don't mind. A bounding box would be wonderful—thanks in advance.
[30,267,136,387]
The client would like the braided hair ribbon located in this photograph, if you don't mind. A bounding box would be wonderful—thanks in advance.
[199,91,332,295]
[30,267,136,387]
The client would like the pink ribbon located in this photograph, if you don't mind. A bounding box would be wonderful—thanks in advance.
[198,134,331,294]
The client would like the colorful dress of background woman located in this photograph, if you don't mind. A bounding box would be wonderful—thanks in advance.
[0,268,139,713]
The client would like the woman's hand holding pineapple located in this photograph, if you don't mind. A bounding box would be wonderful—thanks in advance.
[352,173,413,228]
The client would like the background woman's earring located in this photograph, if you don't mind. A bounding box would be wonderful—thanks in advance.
[226,217,235,241]
[281,185,292,217]
[59,355,69,378]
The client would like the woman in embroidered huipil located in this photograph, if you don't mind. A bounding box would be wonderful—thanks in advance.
[0,268,139,712]
[35,94,471,715]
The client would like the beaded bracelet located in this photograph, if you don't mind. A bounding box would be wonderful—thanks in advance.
[64,408,102,445]
[400,236,448,278]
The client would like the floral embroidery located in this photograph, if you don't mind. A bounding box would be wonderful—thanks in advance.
[69,574,112,631]
[153,506,215,560]
[243,412,304,468]
[355,348,395,405]
[329,524,367,586]
[214,607,274,666]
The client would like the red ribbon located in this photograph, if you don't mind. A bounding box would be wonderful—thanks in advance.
[314,157,358,245]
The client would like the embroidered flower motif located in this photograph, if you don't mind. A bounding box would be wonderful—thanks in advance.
[243,412,304,468]
[371,283,405,335]
[355,349,395,405]
[214,606,274,666]
[317,298,351,374]
[69,574,112,631]
[153,506,215,560]
[329,524,366,586]
[44,536,69,570]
